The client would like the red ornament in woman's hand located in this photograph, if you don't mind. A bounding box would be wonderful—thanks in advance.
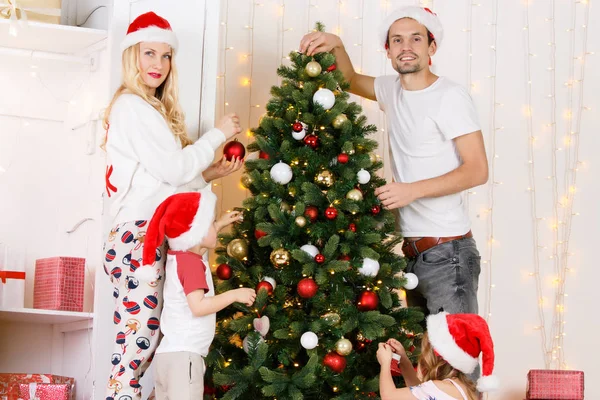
[223,140,246,161]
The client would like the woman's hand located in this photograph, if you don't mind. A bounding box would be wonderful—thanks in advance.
[202,156,244,183]
[215,211,243,231]
[376,343,394,366]
[216,113,242,139]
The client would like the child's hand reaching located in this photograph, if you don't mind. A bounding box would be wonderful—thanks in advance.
[386,338,408,359]
[215,211,243,231]
[376,343,394,366]
[232,288,256,306]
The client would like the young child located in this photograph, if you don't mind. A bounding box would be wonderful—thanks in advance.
[377,312,499,400]
[139,191,256,399]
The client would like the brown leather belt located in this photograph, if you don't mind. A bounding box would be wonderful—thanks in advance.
[402,230,473,259]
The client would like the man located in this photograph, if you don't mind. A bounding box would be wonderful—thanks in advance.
[299,6,488,317]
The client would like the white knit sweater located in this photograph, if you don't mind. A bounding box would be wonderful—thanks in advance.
[104,94,225,225]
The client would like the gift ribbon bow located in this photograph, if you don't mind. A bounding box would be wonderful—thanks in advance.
[0,271,25,283]
[0,0,61,21]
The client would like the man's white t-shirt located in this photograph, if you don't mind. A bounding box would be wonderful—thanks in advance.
[374,75,481,237]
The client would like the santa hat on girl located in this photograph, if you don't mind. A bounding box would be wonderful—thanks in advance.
[136,191,216,281]
[426,312,499,392]
[379,6,444,49]
[121,11,179,52]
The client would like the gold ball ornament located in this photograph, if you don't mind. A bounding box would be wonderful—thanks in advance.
[270,248,291,268]
[335,338,353,356]
[227,239,249,261]
[295,216,307,227]
[346,189,364,201]
[241,174,253,188]
[288,187,297,197]
[369,153,378,165]
[332,114,348,129]
[315,170,334,188]
[305,61,322,77]
[280,201,292,213]
[321,312,341,326]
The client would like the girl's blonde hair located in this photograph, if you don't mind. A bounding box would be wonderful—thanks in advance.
[102,43,192,148]
[417,332,478,400]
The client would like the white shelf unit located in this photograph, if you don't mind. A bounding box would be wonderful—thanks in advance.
[0,19,107,55]
[0,307,93,327]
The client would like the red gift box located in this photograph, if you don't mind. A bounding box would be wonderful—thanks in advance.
[33,257,85,312]
[527,369,584,400]
[0,373,74,400]
[19,383,72,400]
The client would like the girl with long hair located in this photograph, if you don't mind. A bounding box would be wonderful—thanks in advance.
[377,312,499,400]
[102,12,242,400]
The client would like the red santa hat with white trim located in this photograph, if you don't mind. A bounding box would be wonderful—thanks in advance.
[121,11,178,52]
[379,6,444,49]
[426,312,499,392]
[136,191,216,282]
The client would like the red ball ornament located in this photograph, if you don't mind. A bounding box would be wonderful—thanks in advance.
[254,229,268,240]
[357,290,379,311]
[371,205,381,215]
[292,122,304,132]
[327,64,337,72]
[338,254,351,261]
[216,264,232,280]
[305,206,319,222]
[315,254,325,264]
[348,223,356,232]
[297,278,318,298]
[324,207,338,220]
[223,140,246,161]
[303,134,319,149]
[323,352,346,373]
[259,151,270,160]
[256,281,274,295]
[337,153,349,164]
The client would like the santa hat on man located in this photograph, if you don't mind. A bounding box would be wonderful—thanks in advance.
[136,191,216,281]
[379,6,444,49]
[427,312,499,392]
[121,11,178,52]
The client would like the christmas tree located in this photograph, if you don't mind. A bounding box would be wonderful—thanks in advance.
[205,24,424,400]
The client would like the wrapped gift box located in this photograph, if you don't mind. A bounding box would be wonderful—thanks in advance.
[33,257,85,312]
[0,373,74,400]
[527,369,584,400]
[0,0,62,24]
[19,383,72,400]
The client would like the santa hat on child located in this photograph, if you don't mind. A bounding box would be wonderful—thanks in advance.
[136,191,216,281]
[427,312,499,392]
[121,11,179,52]
[379,6,444,49]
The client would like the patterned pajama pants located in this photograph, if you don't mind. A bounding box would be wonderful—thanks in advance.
[103,220,166,400]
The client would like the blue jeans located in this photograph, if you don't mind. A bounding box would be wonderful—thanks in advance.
[405,237,481,315]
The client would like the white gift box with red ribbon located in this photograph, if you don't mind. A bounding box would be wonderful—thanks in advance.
[0,243,25,309]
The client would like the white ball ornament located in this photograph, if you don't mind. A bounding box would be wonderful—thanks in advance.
[300,244,319,258]
[403,273,419,290]
[313,88,335,110]
[357,169,371,184]
[243,335,265,353]
[300,331,319,350]
[292,129,306,140]
[270,161,293,184]
[358,258,380,277]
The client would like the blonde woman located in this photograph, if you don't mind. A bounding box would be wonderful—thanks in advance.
[377,313,499,400]
[102,12,242,400]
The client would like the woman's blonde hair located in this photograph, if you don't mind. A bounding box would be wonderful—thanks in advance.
[102,43,192,148]
[417,332,478,400]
